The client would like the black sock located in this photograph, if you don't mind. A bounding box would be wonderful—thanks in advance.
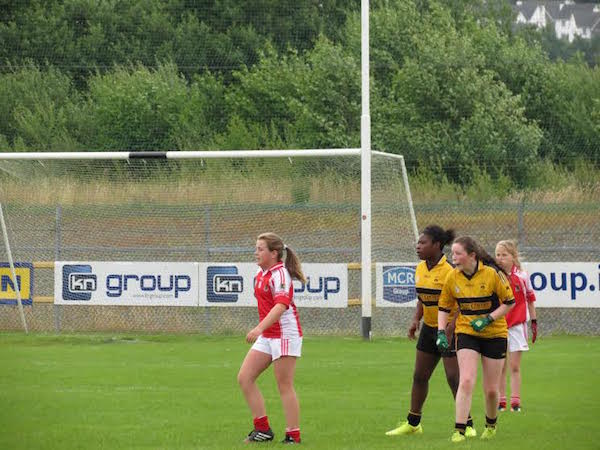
[407,411,421,426]
[466,415,473,427]
[455,423,466,435]
[485,415,497,429]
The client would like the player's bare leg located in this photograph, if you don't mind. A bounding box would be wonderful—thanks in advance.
[443,353,476,437]
[481,355,505,439]
[452,349,478,441]
[441,355,459,396]
[508,351,523,410]
[238,349,272,418]
[274,356,301,443]
[499,356,509,410]
[411,350,440,413]
[273,356,299,429]
[482,356,504,420]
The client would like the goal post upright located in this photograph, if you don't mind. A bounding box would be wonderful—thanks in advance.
[360,0,372,340]
[0,203,28,333]
[372,151,419,243]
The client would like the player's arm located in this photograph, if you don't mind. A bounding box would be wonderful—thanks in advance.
[408,301,423,339]
[437,273,455,350]
[528,299,538,343]
[437,272,455,331]
[246,303,288,343]
[446,312,458,341]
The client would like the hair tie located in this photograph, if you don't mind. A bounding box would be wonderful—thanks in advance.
[283,244,288,250]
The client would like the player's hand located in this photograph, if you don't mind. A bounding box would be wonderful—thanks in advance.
[531,319,538,343]
[246,327,262,343]
[470,315,493,332]
[408,319,419,340]
[436,330,449,351]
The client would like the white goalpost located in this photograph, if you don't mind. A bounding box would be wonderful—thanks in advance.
[0,148,417,335]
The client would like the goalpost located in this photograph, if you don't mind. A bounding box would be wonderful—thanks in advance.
[0,149,418,335]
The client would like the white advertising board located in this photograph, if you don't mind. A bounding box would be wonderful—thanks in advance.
[375,263,418,307]
[523,262,600,308]
[54,262,199,306]
[199,263,348,308]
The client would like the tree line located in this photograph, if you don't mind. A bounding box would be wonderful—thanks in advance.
[1,0,598,189]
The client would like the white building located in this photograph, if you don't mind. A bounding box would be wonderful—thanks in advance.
[514,1,600,42]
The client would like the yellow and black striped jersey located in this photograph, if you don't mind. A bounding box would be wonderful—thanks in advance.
[439,260,515,339]
[415,255,456,328]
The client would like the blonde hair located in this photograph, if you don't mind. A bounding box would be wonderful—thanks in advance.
[257,232,306,283]
[495,239,522,269]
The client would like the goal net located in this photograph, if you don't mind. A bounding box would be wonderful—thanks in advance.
[0,150,417,333]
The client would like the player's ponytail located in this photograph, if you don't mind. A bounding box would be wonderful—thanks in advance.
[284,245,306,284]
[422,224,456,251]
[257,232,306,283]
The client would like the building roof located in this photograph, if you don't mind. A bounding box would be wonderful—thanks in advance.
[570,4,600,29]
[514,1,539,20]
[513,1,600,34]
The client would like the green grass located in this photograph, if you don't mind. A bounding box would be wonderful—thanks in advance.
[1,334,599,449]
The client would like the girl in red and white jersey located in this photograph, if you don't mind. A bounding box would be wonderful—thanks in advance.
[495,240,538,412]
[237,232,305,444]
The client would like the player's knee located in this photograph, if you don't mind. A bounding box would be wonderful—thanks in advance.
[484,385,498,400]
[413,370,430,386]
[459,376,476,392]
[237,370,251,388]
[275,378,294,394]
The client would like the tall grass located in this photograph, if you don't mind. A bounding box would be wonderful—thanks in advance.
[1,157,598,206]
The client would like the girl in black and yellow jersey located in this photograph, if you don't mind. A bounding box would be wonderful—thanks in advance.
[437,236,515,443]
[386,225,476,438]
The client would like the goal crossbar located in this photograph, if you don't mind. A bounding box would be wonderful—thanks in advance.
[0,149,361,160]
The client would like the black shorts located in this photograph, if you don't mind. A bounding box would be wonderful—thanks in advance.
[417,323,456,358]
[456,333,507,359]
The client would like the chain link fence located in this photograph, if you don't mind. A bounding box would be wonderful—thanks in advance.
[1,200,598,336]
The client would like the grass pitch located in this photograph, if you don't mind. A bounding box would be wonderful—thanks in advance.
[1,333,598,449]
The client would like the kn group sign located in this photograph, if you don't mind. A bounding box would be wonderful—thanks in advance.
[523,262,600,308]
[54,261,348,307]
[55,262,199,306]
[199,263,348,308]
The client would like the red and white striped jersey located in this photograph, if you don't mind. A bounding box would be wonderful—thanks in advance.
[506,265,536,328]
[254,261,302,339]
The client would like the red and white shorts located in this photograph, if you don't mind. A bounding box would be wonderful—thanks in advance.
[507,322,529,353]
[251,335,303,361]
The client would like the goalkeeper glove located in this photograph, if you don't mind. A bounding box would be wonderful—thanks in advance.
[531,319,538,343]
[470,315,494,332]
[436,330,449,352]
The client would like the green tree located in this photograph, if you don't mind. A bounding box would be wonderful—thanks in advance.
[0,62,79,151]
